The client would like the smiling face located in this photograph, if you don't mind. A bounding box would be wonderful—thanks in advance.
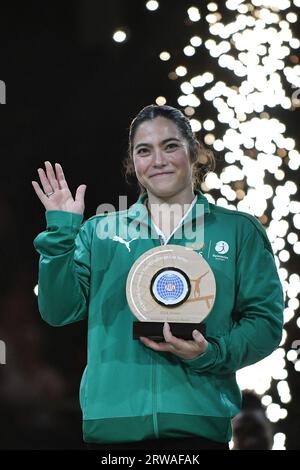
[132,116,194,200]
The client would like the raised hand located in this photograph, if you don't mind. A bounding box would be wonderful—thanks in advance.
[32,161,86,215]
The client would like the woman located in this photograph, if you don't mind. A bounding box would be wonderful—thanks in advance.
[32,104,283,450]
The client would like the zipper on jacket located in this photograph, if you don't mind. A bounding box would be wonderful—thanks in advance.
[158,234,164,246]
[152,232,184,435]
[151,352,159,438]
[151,233,164,438]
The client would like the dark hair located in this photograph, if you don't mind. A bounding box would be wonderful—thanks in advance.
[123,104,215,194]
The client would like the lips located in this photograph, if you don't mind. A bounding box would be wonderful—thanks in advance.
[150,172,174,177]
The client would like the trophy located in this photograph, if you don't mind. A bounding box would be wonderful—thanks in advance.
[126,244,216,341]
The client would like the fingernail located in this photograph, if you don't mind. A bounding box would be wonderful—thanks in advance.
[193,330,200,336]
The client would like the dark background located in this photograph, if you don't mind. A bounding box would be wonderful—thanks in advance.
[0,0,299,449]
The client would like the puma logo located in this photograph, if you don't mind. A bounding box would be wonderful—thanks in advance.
[112,235,138,252]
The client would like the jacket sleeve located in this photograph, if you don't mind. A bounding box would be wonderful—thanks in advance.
[181,219,284,375]
[33,210,91,327]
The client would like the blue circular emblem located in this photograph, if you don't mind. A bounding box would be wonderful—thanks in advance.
[150,268,190,307]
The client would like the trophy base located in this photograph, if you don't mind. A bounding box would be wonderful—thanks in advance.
[133,321,206,341]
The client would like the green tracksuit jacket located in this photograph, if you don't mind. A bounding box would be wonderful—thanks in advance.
[33,190,284,444]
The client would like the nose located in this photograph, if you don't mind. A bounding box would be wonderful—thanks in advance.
[152,148,167,167]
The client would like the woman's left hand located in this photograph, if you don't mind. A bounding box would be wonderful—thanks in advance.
[139,322,208,360]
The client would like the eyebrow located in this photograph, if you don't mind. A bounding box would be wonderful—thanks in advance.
[134,137,181,150]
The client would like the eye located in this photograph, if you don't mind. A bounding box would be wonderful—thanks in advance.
[137,148,150,155]
[166,143,178,150]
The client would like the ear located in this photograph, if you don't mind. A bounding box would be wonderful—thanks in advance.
[194,140,210,166]
[190,140,201,165]
[194,140,201,156]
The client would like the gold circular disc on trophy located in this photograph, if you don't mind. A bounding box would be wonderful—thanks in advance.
[126,244,216,324]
